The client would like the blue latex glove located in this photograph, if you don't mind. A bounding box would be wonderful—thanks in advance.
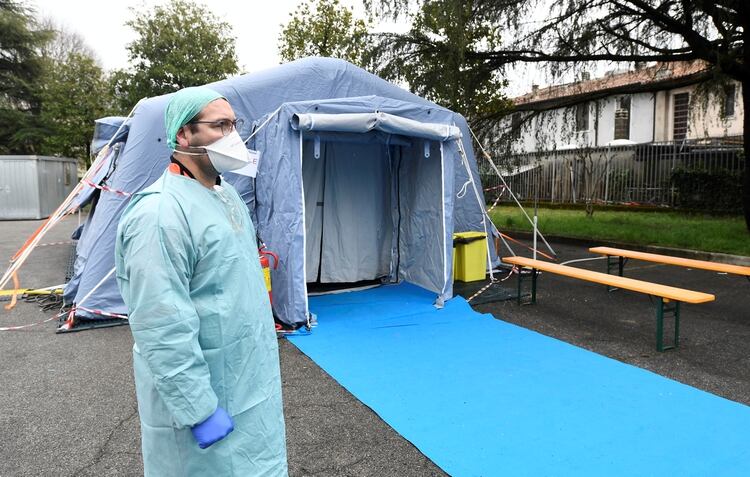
[191,407,234,449]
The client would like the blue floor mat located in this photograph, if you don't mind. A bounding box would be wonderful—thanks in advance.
[288,282,750,476]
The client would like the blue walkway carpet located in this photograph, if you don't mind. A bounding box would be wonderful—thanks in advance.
[288,283,750,476]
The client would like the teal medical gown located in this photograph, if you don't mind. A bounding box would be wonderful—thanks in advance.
[115,169,288,476]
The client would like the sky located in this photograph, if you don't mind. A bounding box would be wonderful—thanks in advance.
[31,0,324,73]
[30,0,548,98]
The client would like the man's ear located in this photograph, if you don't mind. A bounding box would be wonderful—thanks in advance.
[175,125,190,148]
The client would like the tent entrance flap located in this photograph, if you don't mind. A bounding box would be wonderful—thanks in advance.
[302,138,393,283]
[300,130,448,298]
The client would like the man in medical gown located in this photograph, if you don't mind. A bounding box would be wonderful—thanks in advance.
[115,86,288,476]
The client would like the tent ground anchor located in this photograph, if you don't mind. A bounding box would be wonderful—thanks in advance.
[55,314,128,334]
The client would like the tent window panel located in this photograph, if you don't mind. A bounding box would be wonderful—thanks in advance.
[673,92,690,140]
[614,96,630,140]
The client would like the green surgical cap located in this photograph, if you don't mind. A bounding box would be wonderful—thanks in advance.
[164,86,225,149]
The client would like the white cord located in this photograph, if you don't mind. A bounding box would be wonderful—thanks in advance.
[243,107,282,144]
[457,179,472,199]
[76,267,116,308]
[466,126,557,259]
[559,256,607,266]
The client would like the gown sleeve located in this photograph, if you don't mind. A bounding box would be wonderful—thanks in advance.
[115,195,218,428]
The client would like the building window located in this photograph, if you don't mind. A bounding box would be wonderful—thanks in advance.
[614,96,630,140]
[575,102,589,131]
[673,92,690,140]
[510,112,522,140]
[723,84,736,117]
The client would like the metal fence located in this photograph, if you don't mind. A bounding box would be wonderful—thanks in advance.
[480,137,744,207]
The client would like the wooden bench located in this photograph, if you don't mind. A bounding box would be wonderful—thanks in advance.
[589,246,750,280]
[501,256,715,352]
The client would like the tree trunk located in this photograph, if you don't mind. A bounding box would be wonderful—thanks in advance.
[741,1,750,232]
[744,79,750,232]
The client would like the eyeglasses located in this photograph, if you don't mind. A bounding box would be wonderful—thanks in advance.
[189,118,245,136]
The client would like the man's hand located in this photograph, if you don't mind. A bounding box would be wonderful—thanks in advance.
[191,407,234,449]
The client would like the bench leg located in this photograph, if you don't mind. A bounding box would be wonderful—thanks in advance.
[516,267,537,305]
[516,268,523,305]
[606,256,625,292]
[656,298,681,352]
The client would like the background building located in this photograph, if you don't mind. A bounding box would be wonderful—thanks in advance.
[508,61,743,152]
[486,61,744,210]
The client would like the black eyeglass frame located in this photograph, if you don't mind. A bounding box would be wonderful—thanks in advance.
[188,118,245,136]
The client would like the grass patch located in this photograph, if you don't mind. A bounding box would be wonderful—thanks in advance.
[489,205,750,256]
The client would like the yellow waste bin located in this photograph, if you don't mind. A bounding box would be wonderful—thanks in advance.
[453,231,487,282]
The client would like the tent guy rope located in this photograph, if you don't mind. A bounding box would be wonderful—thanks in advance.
[466,126,557,260]
[0,99,144,309]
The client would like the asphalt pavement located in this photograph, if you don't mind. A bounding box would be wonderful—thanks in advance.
[471,240,750,406]
[0,218,445,477]
[0,217,747,476]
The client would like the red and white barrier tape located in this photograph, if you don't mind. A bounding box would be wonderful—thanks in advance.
[0,314,58,331]
[486,190,506,214]
[1,100,141,293]
[55,306,128,332]
[37,241,74,248]
[74,305,128,320]
[499,232,556,261]
[84,180,132,197]
[466,266,517,303]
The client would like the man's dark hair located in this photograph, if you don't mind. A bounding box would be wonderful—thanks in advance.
[185,112,204,134]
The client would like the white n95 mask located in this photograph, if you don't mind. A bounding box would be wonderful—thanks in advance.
[202,130,251,173]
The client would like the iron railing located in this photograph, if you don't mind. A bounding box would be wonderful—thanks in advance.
[480,137,744,207]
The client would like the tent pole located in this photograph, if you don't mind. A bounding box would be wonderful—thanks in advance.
[298,131,311,327]
[440,142,449,294]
